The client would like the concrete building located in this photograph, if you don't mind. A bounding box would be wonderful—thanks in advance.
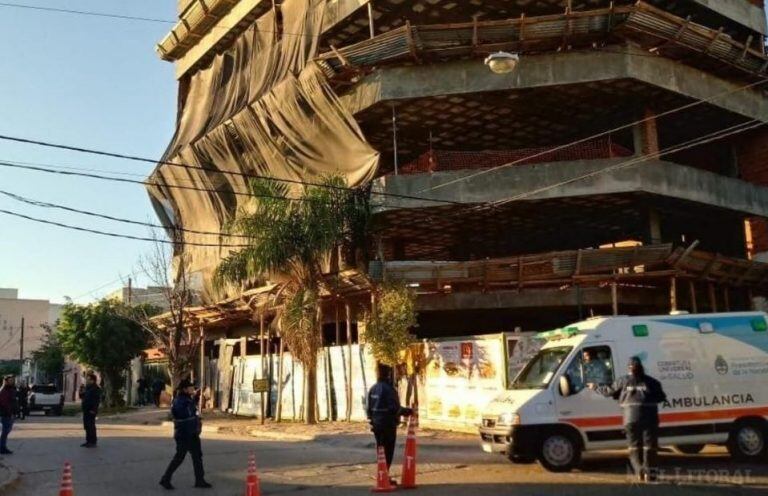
[148,1,768,418]
[0,288,62,361]
[105,285,172,310]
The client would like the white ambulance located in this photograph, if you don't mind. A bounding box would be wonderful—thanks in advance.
[478,311,768,471]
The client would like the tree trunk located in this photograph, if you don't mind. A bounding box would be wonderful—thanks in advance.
[304,361,318,424]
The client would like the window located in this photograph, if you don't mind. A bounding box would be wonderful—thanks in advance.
[564,346,614,394]
[511,346,572,390]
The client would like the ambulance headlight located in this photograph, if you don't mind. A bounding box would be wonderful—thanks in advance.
[497,413,520,426]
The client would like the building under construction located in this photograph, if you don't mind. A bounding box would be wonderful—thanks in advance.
[149,0,768,420]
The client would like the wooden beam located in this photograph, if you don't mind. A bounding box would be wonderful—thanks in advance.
[689,280,698,313]
[611,280,618,316]
[670,276,678,312]
[708,283,718,312]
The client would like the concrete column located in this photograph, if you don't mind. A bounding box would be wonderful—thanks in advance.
[633,108,659,157]
[648,209,662,246]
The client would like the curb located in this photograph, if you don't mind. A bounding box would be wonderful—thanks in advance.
[0,462,20,492]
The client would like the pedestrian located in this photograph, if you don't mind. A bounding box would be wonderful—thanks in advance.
[136,377,147,407]
[152,377,165,407]
[159,379,212,490]
[588,356,667,482]
[14,380,28,420]
[0,375,17,454]
[79,372,101,448]
[366,364,413,484]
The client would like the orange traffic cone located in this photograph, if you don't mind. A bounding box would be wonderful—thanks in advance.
[59,462,74,496]
[245,453,261,496]
[401,413,418,489]
[371,445,396,493]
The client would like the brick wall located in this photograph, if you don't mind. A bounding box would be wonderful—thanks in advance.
[737,127,768,254]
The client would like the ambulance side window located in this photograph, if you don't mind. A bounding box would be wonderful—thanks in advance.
[564,346,614,394]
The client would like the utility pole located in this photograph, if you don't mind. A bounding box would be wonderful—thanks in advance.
[19,317,25,364]
[127,277,133,305]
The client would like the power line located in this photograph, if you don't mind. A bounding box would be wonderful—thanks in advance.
[0,208,252,248]
[490,119,764,209]
[0,135,463,206]
[0,1,343,40]
[0,189,256,238]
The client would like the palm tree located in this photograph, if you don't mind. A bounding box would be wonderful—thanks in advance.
[215,176,369,424]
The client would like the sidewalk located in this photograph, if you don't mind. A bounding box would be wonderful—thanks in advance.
[0,461,19,491]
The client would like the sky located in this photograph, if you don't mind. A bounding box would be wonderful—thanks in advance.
[0,1,178,304]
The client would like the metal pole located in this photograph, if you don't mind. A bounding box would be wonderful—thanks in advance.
[367,1,375,39]
[199,326,205,411]
[392,105,399,175]
[127,277,133,305]
[19,317,25,363]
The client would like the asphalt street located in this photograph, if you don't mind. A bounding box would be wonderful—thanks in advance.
[1,414,767,495]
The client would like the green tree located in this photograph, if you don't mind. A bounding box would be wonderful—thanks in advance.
[57,300,151,407]
[365,284,417,366]
[215,176,369,424]
[31,324,66,385]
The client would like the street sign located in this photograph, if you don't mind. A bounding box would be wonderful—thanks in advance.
[252,378,269,393]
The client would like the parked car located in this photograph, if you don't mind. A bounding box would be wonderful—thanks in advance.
[28,384,65,416]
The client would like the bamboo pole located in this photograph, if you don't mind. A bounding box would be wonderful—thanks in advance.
[345,301,352,422]
[276,336,285,422]
[260,312,266,425]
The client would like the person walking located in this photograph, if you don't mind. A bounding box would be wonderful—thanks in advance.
[152,378,165,407]
[160,379,212,490]
[136,377,147,407]
[0,375,17,454]
[366,364,413,484]
[80,372,101,448]
[588,356,667,482]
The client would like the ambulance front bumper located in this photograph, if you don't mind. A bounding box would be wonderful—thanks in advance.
[479,422,512,454]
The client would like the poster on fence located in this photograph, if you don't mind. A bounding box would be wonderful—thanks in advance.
[423,335,505,426]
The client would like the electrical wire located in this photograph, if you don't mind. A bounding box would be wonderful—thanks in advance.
[0,189,257,238]
[0,136,463,206]
[0,208,252,248]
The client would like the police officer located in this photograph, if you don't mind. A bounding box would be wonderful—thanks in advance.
[366,364,412,482]
[80,372,101,448]
[160,379,212,490]
[589,356,667,482]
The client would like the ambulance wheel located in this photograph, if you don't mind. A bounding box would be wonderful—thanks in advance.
[673,444,705,455]
[537,430,581,472]
[728,420,767,462]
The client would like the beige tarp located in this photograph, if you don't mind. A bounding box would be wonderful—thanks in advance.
[149,0,380,287]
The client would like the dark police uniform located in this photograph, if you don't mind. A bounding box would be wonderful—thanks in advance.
[366,378,411,469]
[595,364,667,479]
[80,383,101,446]
[161,389,206,487]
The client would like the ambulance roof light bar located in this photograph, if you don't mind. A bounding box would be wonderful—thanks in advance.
[535,327,581,341]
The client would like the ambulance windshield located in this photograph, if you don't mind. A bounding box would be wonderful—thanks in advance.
[511,346,572,389]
